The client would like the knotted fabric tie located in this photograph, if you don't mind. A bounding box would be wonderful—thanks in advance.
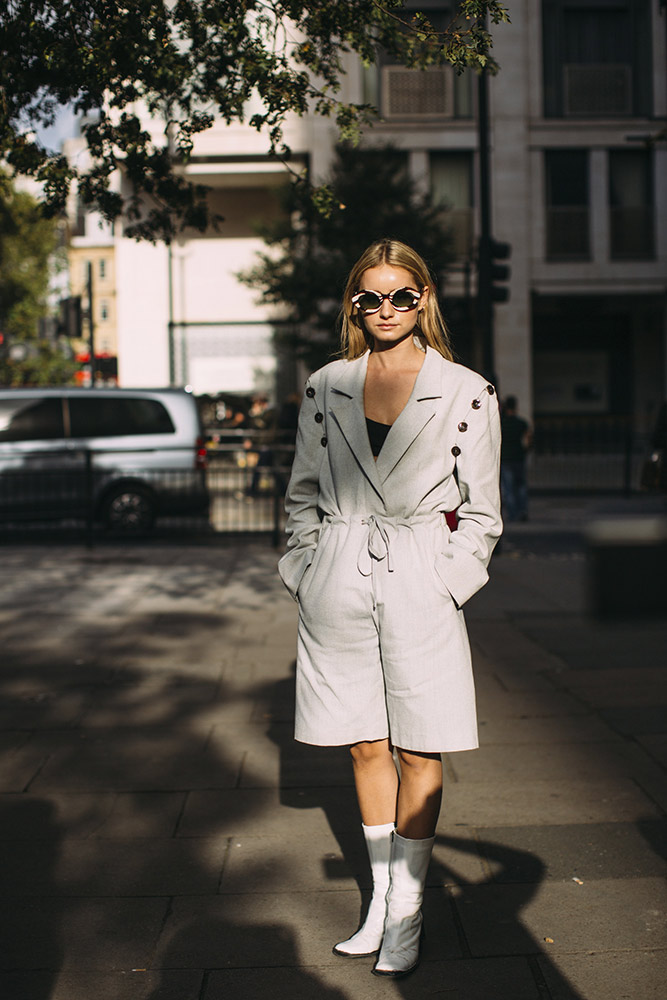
[357,515,394,610]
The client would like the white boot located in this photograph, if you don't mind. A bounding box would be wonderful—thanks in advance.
[333,821,394,958]
[372,831,435,977]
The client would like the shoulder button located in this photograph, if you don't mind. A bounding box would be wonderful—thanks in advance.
[451,445,461,457]
[471,398,481,409]
[314,412,323,423]
[321,436,328,447]
[305,386,315,398]
[486,384,495,395]
[458,421,468,432]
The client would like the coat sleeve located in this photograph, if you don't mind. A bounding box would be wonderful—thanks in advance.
[435,385,503,607]
[277,375,326,600]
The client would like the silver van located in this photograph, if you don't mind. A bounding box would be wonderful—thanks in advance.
[0,387,209,532]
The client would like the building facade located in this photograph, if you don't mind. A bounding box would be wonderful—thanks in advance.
[67,0,667,453]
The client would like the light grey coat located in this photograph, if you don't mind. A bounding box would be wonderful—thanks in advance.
[279,346,502,752]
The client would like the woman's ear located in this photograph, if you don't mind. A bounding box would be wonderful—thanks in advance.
[419,286,430,311]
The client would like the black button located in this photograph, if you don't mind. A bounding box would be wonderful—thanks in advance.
[314,412,323,423]
[306,386,315,397]
[458,421,468,432]
[486,384,495,395]
[321,436,328,447]
[472,399,481,409]
[451,445,461,457]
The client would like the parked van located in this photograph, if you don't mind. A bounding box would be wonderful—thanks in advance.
[0,388,209,532]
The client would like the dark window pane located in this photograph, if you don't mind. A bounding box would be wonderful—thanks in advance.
[609,149,654,259]
[547,150,588,205]
[68,398,175,438]
[545,150,590,259]
[0,397,64,442]
[542,0,652,118]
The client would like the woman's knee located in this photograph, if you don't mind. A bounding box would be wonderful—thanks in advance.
[396,747,442,777]
[350,739,392,768]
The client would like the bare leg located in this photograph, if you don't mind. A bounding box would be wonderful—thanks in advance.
[350,739,399,826]
[395,748,443,839]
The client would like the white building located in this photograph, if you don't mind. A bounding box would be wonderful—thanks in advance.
[67,0,667,445]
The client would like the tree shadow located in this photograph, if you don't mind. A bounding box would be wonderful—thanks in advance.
[0,543,351,1000]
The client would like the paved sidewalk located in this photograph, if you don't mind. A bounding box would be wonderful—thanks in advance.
[0,498,665,1000]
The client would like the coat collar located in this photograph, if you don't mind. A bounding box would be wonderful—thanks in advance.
[328,346,443,490]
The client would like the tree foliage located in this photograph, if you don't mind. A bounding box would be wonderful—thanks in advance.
[0,170,76,385]
[239,143,457,370]
[0,0,509,240]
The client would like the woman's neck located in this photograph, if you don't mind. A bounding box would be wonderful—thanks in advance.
[370,336,424,370]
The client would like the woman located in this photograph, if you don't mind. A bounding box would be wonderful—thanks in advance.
[278,239,502,978]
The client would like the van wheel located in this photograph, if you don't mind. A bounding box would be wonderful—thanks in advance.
[103,487,156,534]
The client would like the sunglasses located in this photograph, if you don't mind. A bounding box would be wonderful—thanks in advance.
[351,287,422,314]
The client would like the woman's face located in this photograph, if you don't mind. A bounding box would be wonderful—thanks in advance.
[355,264,428,350]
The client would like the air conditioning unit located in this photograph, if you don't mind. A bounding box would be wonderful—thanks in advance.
[563,64,632,116]
[381,66,454,119]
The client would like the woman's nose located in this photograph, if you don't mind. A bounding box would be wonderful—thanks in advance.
[379,298,395,318]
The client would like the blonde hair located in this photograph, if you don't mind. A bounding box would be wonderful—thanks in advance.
[339,239,453,361]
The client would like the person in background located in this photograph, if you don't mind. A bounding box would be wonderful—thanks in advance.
[500,395,532,522]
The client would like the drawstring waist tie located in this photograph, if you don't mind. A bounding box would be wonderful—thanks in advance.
[323,512,444,610]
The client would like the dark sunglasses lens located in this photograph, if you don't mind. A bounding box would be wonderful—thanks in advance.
[391,288,419,310]
[357,292,383,312]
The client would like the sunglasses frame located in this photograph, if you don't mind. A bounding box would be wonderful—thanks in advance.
[351,286,423,315]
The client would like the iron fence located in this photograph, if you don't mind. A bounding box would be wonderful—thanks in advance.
[0,420,659,545]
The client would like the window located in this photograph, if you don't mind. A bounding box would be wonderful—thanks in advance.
[68,398,175,438]
[100,300,109,322]
[430,152,474,257]
[368,3,473,120]
[545,150,590,260]
[542,0,652,118]
[99,259,106,280]
[0,397,65,442]
[609,149,654,259]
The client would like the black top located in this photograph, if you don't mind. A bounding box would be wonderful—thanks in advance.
[366,417,391,457]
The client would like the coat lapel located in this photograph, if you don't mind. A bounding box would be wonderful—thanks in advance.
[375,347,443,484]
[328,353,385,501]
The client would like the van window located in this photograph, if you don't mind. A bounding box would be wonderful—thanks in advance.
[0,397,65,442]
[68,397,175,437]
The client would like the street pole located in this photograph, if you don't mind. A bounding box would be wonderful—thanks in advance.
[476,65,494,381]
[87,260,96,386]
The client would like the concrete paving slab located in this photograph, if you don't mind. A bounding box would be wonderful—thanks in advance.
[511,616,667,674]
[203,956,543,1000]
[0,897,169,970]
[157,887,461,969]
[178,787,362,837]
[447,740,652,783]
[0,688,95,729]
[537,948,667,1000]
[28,733,245,792]
[0,746,49,792]
[475,821,667,881]
[21,970,203,1000]
[638,733,667,768]
[598,705,667,737]
[475,688,590,720]
[455,877,667,957]
[239,732,354,789]
[0,837,229,896]
[476,714,620,744]
[218,831,359,894]
[438,777,661,827]
[77,678,223,728]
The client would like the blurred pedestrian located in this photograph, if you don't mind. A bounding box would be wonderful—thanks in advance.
[279,239,502,977]
[500,395,531,522]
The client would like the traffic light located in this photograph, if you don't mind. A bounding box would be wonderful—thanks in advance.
[58,296,83,339]
[490,239,511,303]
